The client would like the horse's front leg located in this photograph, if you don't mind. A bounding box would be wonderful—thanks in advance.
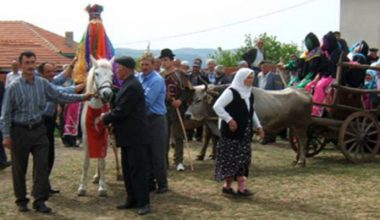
[97,158,107,197]
[92,166,100,184]
[78,145,90,196]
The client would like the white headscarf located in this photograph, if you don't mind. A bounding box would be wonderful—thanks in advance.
[230,67,253,99]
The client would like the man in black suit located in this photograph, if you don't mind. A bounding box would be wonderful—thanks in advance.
[101,56,150,215]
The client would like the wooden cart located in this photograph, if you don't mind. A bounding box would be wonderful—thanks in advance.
[290,61,380,163]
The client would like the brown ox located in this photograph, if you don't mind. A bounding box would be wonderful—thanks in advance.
[186,85,313,166]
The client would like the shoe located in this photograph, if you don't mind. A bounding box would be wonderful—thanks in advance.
[237,189,254,197]
[0,161,11,170]
[137,204,150,215]
[116,201,136,209]
[33,202,52,214]
[176,163,185,171]
[149,185,157,193]
[18,204,29,212]
[196,155,205,161]
[222,187,236,196]
[49,189,60,195]
[260,139,275,145]
[156,187,168,194]
[208,154,215,160]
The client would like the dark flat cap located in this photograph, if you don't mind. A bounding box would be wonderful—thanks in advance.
[115,56,135,69]
[159,48,175,59]
[369,48,378,52]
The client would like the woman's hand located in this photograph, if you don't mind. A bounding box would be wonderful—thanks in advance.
[257,127,265,140]
[228,119,237,132]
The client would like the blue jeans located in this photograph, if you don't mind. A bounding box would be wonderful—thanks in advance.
[0,131,8,164]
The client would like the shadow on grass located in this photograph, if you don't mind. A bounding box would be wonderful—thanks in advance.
[252,196,332,218]
[157,190,222,211]
[189,151,380,182]
[218,191,337,219]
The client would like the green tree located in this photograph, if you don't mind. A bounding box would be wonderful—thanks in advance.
[210,33,300,67]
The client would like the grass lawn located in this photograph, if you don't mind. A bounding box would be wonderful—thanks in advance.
[0,139,379,220]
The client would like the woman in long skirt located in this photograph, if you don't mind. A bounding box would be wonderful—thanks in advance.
[213,68,264,197]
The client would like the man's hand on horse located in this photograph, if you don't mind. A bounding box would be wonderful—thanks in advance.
[171,99,182,108]
[83,93,94,101]
[3,137,12,150]
[107,123,114,132]
[99,113,105,123]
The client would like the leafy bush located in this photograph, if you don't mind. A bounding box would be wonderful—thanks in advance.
[211,33,300,67]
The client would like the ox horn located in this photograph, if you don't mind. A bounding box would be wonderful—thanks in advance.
[193,85,206,92]
[206,88,220,96]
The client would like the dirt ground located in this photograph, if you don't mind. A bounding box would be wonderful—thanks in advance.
[1,138,380,220]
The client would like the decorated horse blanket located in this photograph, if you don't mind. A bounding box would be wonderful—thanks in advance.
[85,105,109,158]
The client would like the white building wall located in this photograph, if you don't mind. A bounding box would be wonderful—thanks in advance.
[340,0,380,49]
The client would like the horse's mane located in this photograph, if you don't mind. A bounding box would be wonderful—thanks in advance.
[86,59,113,93]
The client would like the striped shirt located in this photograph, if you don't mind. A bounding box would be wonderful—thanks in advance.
[0,75,85,137]
[44,71,76,117]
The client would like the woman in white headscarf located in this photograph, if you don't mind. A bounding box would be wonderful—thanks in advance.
[213,68,264,197]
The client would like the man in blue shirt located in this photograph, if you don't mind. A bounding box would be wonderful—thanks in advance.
[38,61,86,195]
[138,53,168,193]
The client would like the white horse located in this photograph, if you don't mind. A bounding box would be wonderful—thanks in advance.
[78,57,114,197]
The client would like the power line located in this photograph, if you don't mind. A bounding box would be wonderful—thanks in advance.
[114,0,321,47]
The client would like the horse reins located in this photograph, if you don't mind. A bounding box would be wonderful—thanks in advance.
[93,78,113,103]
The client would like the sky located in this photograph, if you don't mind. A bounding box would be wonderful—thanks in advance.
[0,0,340,50]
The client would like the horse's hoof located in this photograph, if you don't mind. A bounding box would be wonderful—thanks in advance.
[78,189,87,196]
[294,161,306,168]
[92,177,99,184]
[98,190,107,197]
[117,175,123,181]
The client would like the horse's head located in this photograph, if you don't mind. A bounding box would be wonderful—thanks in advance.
[87,56,115,103]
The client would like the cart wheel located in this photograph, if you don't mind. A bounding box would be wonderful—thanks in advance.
[339,112,380,163]
[289,128,326,158]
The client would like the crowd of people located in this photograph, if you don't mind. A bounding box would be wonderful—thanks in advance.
[1,31,379,215]
[279,31,380,115]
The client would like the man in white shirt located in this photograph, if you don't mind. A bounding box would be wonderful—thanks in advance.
[254,61,284,91]
[5,60,21,87]
[241,39,266,74]
[205,59,217,84]
[252,39,265,68]
[253,61,285,145]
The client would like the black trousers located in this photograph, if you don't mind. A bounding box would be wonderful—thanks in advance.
[0,131,8,165]
[146,115,168,189]
[11,123,49,205]
[43,115,55,190]
[121,144,150,207]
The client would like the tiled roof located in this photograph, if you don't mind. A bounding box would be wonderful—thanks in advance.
[0,21,78,72]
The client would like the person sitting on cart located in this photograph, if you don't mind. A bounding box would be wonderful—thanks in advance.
[296,32,327,90]
[311,32,346,117]
[342,40,370,88]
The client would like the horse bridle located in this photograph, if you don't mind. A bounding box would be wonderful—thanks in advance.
[93,76,113,103]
